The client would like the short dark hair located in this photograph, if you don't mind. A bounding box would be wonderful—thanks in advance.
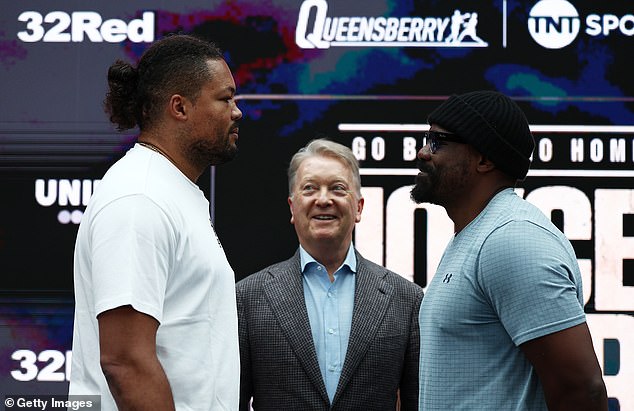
[104,34,224,131]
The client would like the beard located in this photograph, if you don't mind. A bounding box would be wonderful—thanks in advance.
[188,128,239,167]
[411,157,474,206]
[410,159,439,204]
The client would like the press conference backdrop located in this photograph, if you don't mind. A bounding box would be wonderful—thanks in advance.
[0,0,632,407]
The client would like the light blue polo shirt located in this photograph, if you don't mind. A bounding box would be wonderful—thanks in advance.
[301,244,356,403]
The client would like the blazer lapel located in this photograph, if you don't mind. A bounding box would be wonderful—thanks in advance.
[262,252,330,404]
[334,255,394,403]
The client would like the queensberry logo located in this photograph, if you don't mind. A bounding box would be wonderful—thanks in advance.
[295,0,488,49]
[528,0,634,49]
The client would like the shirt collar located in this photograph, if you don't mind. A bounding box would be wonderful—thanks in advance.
[299,243,357,274]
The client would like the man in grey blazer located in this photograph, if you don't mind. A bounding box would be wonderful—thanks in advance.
[236,139,424,410]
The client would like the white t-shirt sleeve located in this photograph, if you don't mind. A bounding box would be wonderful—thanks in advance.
[89,194,174,323]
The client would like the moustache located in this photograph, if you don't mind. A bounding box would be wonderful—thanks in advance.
[416,158,433,173]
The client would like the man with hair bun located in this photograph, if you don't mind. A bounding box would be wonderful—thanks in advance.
[69,34,243,410]
[412,90,607,410]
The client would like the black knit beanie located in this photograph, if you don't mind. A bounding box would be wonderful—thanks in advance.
[427,91,535,180]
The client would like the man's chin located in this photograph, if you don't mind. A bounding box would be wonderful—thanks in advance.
[210,146,238,166]
[410,183,431,204]
[224,145,238,160]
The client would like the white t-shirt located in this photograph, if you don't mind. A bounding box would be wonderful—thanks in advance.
[69,144,239,410]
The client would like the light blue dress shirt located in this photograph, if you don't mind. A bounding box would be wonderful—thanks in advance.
[300,244,356,404]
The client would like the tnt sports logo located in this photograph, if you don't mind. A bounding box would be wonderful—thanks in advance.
[528,0,580,49]
[528,0,634,49]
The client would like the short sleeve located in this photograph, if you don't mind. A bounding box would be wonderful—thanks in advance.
[88,194,174,322]
[477,220,586,346]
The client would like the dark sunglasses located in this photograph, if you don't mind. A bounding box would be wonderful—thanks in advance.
[421,130,465,154]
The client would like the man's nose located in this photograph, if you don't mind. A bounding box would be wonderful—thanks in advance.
[418,145,432,160]
[315,187,333,204]
[232,103,243,120]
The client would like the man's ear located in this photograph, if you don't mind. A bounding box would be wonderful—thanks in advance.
[355,197,364,223]
[168,94,188,120]
[476,154,496,173]
[288,196,295,225]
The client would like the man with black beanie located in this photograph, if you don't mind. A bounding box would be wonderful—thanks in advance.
[411,90,607,410]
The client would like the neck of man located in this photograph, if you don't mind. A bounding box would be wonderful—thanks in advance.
[137,133,202,183]
[304,241,351,282]
[448,182,512,235]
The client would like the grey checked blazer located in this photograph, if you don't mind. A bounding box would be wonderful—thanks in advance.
[236,249,424,411]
